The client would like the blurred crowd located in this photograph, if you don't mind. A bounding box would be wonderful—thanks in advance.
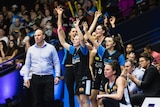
[0,0,159,66]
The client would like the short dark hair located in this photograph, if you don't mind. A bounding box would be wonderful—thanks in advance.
[106,60,121,76]
[144,44,153,51]
[139,52,152,61]
[126,59,137,67]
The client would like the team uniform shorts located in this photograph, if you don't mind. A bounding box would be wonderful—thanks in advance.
[75,76,92,96]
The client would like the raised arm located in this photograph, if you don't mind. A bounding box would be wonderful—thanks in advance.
[109,16,116,28]
[88,11,102,34]
[85,31,99,49]
[73,18,86,48]
[84,11,101,42]
[109,16,118,37]
[56,6,70,50]
[56,6,63,30]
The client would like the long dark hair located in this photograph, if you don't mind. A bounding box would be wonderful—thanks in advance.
[19,28,27,40]
[6,40,18,56]
[0,40,8,56]
[113,35,125,54]
[87,0,94,10]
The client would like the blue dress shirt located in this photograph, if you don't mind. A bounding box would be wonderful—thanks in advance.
[24,41,60,80]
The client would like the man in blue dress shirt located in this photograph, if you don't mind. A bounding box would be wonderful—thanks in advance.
[23,29,61,107]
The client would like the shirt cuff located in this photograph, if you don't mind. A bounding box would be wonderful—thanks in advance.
[23,76,29,81]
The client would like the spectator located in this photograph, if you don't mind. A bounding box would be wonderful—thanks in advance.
[17,28,30,53]
[118,0,135,18]
[0,40,7,67]
[0,28,8,44]
[77,0,88,9]
[1,6,8,18]
[0,40,8,58]
[25,26,34,37]
[51,7,58,25]
[86,0,96,16]
[85,0,96,25]
[11,4,18,15]
[18,4,28,17]
[144,44,160,65]
[125,43,135,59]
[8,34,17,42]
[4,11,14,35]
[44,20,53,41]
[74,2,83,17]
[127,51,138,66]
[9,18,23,36]
[32,22,39,33]
[29,23,40,46]
[32,3,44,20]
[28,11,41,27]
[6,40,18,58]
[50,0,59,10]
[104,0,121,19]
[42,3,51,12]
[0,40,18,64]
[40,9,52,28]
[18,5,30,26]
[0,13,7,31]
[75,8,87,29]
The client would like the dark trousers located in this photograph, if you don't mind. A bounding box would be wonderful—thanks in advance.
[130,93,145,106]
[31,74,54,107]
[64,66,75,107]
[102,97,120,107]
[22,86,32,107]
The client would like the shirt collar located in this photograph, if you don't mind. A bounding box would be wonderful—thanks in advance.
[34,41,47,48]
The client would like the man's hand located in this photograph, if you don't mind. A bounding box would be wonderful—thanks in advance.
[54,77,60,85]
[24,80,30,88]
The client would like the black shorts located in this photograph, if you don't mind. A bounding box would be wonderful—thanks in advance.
[75,76,91,96]
[92,73,101,90]
[99,77,108,92]
[102,97,120,107]
[92,71,108,92]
